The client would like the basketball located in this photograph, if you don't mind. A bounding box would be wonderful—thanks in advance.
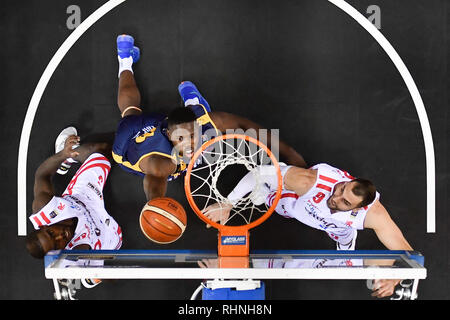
[139,197,187,244]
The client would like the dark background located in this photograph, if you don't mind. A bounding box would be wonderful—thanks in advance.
[0,0,448,300]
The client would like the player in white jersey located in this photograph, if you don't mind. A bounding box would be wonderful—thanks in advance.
[203,163,413,298]
[264,163,378,249]
[26,128,123,267]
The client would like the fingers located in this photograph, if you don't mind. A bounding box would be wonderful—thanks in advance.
[62,135,80,159]
[204,212,224,227]
[371,280,395,298]
[371,287,393,298]
[197,259,218,268]
[203,203,224,214]
[61,135,80,159]
[203,207,221,223]
[220,214,228,225]
[65,135,80,147]
[202,203,232,228]
[203,208,215,228]
[202,204,217,217]
[64,135,80,155]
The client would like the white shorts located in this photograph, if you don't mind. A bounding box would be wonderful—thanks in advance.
[62,153,111,208]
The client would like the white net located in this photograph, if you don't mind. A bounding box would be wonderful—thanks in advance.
[186,135,279,227]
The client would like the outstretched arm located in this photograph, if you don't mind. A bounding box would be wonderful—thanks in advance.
[32,135,81,213]
[282,166,317,196]
[32,136,113,213]
[140,155,177,200]
[203,166,274,226]
[363,200,413,298]
[203,164,303,225]
[209,111,307,167]
[363,200,413,250]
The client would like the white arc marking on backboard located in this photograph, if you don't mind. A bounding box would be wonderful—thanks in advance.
[18,0,435,235]
[328,0,435,233]
[17,0,126,236]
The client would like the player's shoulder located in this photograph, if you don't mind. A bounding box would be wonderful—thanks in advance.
[363,199,389,230]
[311,163,339,172]
[141,111,167,122]
[31,195,58,215]
[312,163,355,181]
[133,124,174,154]
[283,166,317,195]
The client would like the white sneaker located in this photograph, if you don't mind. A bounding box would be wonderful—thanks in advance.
[81,278,102,289]
[336,229,357,250]
[55,127,78,153]
[55,127,79,175]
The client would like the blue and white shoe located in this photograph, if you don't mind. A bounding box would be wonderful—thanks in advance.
[178,81,211,112]
[81,278,102,289]
[117,34,140,63]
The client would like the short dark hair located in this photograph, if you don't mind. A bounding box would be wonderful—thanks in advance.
[351,178,376,208]
[26,230,45,259]
[167,107,197,128]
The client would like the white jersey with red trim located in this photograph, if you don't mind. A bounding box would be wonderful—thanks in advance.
[252,257,364,269]
[29,195,122,250]
[266,163,380,245]
[29,153,122,251]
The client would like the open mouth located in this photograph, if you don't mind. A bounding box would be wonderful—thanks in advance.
[184,149,193,158]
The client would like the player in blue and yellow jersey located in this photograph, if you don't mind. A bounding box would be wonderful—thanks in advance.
[113,35,307,200]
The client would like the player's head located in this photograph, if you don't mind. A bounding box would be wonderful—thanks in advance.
[327,178,376,212]
[25,224,74,259]
[167,107,201,159]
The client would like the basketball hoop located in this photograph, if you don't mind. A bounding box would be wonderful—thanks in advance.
[184,134,282,265]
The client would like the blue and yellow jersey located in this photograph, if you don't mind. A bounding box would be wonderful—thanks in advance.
[112,105,218,181]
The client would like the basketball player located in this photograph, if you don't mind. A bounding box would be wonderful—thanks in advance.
[113,34,306,201]
[203,163,413,298]
[26,127,123,288]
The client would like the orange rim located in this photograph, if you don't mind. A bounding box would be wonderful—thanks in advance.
[184,134,282,233]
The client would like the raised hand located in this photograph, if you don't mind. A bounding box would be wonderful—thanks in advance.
[202,202,233,228]
[62,134,80,159]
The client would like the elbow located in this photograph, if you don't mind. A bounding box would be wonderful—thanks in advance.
[146,165,171,180]
[34,168,50,182]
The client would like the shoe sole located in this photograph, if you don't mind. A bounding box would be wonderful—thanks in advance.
[178,81,211,111]
[55,127,78,154]
[117,35,140,62]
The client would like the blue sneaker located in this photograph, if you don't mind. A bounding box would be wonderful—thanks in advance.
[117,34,140,63]
[178,81,211,112]
[131,46,140,63]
